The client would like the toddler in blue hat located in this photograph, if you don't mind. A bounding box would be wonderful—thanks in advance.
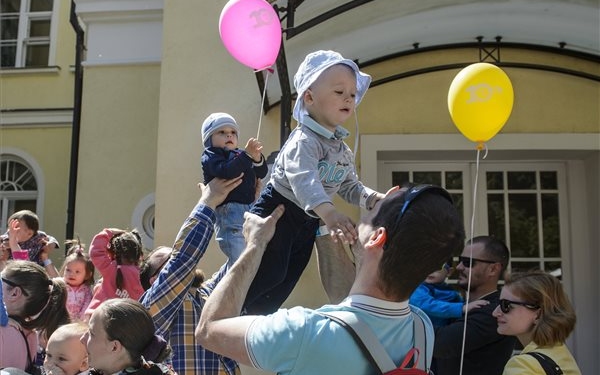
[201,112,268,268]
[243,50,385,314]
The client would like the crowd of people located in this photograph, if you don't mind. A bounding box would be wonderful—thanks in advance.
[1,49,582,375]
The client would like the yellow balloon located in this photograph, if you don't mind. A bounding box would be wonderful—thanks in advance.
[448,63,514,146]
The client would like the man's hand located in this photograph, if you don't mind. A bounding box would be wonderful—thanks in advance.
[243,205,285,249]
[198,175,243,209]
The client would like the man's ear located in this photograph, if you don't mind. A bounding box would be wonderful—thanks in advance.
[366,227,387,249]
[489,262,503,278]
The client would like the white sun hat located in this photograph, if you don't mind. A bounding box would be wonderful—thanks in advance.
[292,50,372,122]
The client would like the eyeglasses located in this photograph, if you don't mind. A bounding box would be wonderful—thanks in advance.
[1,277,29,296]
[498,299,539,314]
[383,184,453,251]
[397,184,453,222]
[457,255,498,268]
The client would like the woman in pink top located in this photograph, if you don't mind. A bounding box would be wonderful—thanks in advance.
[1,261,70,372]
[85,228,144,317]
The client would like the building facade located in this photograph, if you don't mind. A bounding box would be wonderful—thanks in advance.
[2,1,598,373]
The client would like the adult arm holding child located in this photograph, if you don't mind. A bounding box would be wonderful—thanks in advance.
[195,204,285,365]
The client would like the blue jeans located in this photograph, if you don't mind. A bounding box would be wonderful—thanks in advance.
[244,184,319,314]
[215,202,250,269]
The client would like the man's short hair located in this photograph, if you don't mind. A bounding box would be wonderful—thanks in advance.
[372,185,465,300]
[469,236,510,272]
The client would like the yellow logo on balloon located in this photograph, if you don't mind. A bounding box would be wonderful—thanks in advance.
[448,63,514,146]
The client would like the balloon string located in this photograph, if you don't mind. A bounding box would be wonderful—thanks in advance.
[352,110,359,160]
[458,146,482,375]
[256,68,271,141]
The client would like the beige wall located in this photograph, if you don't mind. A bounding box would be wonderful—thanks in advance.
[73,65,160,249]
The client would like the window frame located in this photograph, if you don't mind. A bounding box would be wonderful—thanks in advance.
[1,0,58,68]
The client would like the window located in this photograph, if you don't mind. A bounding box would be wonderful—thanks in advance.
[1,0,54,68]
[479,166,565,278]
[0,156,39,233]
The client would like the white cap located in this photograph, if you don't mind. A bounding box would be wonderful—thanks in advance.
[293,50,372,122]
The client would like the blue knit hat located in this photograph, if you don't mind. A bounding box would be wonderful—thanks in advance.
[0,278,8,326]
[293,50,372,122]
[201,112,240,148]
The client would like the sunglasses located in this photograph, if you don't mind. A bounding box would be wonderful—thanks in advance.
[2,277,29,296]
[457,255,498,268]
[397,184,453,221]
[384,184,453,250]
[498,298,539,314]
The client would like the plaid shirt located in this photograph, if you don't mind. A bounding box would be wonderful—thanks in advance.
[140,203,239,375]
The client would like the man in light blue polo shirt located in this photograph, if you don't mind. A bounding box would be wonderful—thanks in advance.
[196,184,465,375]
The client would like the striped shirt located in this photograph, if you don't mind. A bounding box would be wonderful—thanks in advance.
[140,203,239,375]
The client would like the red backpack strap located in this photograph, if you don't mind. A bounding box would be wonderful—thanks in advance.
[399,348,420,369]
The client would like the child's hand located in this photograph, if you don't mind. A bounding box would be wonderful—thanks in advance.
[38,236,56,254]
[321,211,357,244]
[245,138,263,162]
[7,219,22,248]
[463,299,489,313]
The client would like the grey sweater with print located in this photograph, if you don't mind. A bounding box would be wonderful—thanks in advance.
[270,119,377,217]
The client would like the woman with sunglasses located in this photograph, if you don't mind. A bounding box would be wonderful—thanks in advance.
[493,270,581,374]
[1,260,70,372]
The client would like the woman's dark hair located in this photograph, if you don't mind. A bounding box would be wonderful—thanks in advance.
[8,210,39,234]
[60,240,95,286]
[99,299,171,366]
[110,230,143,290]
[2,260,70,339]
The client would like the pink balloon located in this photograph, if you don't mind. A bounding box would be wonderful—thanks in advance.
[219,0,282,71]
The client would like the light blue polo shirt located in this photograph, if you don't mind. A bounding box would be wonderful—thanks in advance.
[245,295,434,375]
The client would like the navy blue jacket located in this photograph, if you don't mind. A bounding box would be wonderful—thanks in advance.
[201,147,268,205]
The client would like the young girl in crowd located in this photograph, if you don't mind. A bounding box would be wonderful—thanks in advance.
[59,240,95,321]
[43,322,90,375]
[85,229,144,318]
[493,270,581,374]
[1,210,60,267]
[83,299,175,375]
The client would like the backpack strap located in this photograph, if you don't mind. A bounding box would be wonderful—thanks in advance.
[319,310,428,373]
[527,352,564,375]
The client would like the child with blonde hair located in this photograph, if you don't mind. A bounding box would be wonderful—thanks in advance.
[244,50,384,314]
[59,240,95,321]
[85,229,144,317]
[43,322,89,375]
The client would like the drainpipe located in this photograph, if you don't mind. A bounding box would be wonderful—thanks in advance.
[66,0,84,244]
